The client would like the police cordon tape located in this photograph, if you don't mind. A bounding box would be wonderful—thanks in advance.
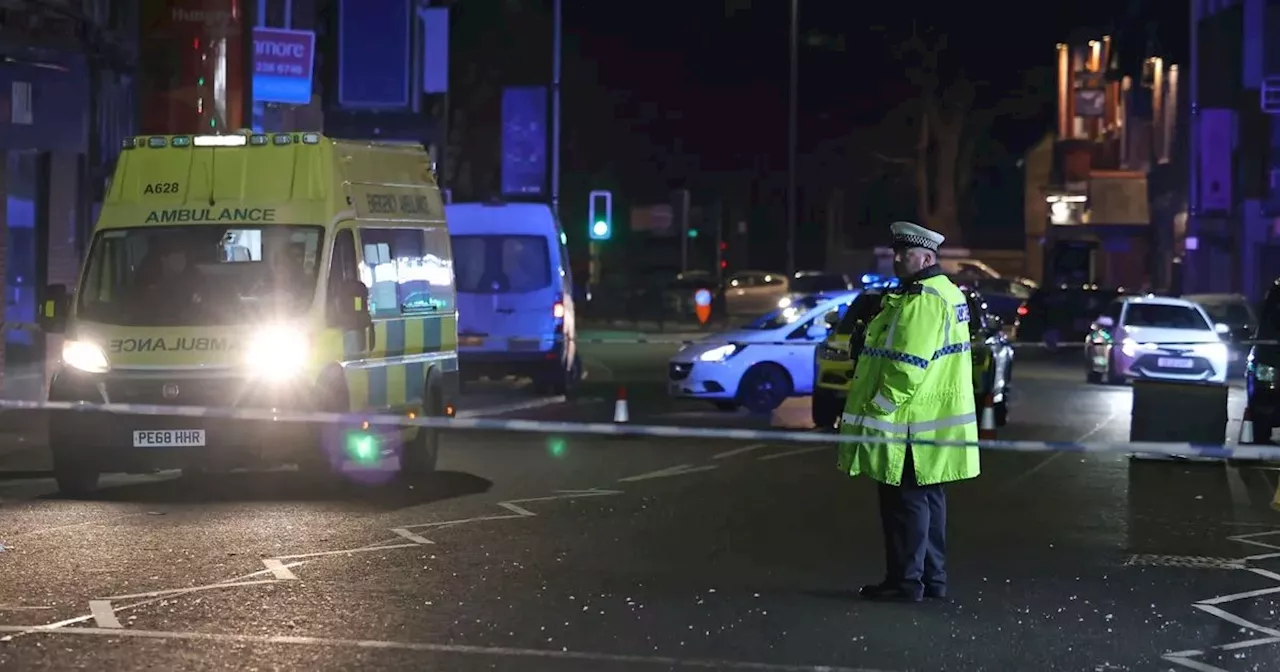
[563,335,1280,349]
[1,397,1279,462]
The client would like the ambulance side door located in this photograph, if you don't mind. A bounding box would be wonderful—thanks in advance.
[327,227,375,412]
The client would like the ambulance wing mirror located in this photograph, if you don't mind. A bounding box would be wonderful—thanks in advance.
[330,280,372,331]
[823,310,840,329]
[39,284,69,334]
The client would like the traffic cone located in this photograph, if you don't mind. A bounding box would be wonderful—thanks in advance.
[1241,406,1255,444]
[978,394,996,440]
[613,386,630,424]
[1272,478,1280,512]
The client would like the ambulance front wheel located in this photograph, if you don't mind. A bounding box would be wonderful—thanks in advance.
[50,444,100,498]
[400,378,442,480]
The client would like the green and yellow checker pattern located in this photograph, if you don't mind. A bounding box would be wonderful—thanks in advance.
[340,312,458,413]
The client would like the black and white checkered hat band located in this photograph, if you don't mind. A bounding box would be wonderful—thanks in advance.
[892,233,938,251]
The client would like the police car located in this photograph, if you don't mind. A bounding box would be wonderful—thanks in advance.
[667,290,859,414]
[811,276,1014,429]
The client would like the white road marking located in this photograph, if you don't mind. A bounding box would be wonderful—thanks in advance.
[758,446,827,461]
[998,404,1122,494]
[618,464,717,482]
[390,528,434,544]
[1192,603,1280,637]
[1197,584,1280,605]
[0,606,51,611]
[0,625,894,671]
[3,490,624,645]
[1162,655,1230,672]
[454,396,566,419]
[1162,530,1280,667]
[103,579,283,602]
[1,562,308,643]
[273,542,421,562]
[88,601,122,629]
[261,558,299,580]
[712,443,768,460]
[9,513,155,539]
[496,502,536,517]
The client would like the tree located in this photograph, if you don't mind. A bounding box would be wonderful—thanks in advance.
[887,28,972,243]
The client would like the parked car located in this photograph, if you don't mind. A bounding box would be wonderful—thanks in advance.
[1014,284,1125,347]
[1085,295,1230,384]
[668,291,860,414]
[1245,279,1280,444]
[1185,293,1256,375]
[723,270,790,316]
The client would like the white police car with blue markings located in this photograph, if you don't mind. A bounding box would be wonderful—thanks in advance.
[667,290,860,414]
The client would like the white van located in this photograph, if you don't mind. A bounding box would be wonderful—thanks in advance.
[445,202,580,394]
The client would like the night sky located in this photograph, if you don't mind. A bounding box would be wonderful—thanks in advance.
[448,0,1187,271]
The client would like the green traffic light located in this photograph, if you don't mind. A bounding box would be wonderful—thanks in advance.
[592,220,609,237]
[688,229,699,238]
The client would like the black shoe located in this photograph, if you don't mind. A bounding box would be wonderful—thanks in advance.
[858,583,923,603]
[924,585,947,599]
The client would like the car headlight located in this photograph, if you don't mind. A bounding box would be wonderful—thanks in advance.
[62,340,110,374]
[1255,363,1276,383]
[244,326,311,380]
[698,343,741,362]
[778,297,792,308]
[1121,338,1137,358]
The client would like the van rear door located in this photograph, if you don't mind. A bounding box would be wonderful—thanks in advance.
[453,234,558,352]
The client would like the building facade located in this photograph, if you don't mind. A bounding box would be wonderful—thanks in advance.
[1185,0,1280,300]
[0,1,134,397]
[1027,36,1182,291]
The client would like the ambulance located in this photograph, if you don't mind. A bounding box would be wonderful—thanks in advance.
[38,132,458,496]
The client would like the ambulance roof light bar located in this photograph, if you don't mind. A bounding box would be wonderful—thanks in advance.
[193,135,248,147]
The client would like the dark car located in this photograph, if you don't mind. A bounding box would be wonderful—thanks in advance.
[1245,282,1280,444]
[1185,293,1256,375]
[962,277,1034,326]
[1014,284,1125,348]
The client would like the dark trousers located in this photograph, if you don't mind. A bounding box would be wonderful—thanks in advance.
[876,447,947,595]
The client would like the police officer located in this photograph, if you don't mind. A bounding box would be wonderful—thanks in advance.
[837,221,981,603]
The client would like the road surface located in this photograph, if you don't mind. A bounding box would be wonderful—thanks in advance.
[0,336,1277,671]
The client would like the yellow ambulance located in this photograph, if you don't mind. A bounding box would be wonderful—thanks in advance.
[38,132,457,496]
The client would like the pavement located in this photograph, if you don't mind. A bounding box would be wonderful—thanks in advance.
[0,336,1278,671]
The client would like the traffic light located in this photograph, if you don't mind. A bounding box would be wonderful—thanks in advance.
[588,190,612,241]
[687,228,699,239]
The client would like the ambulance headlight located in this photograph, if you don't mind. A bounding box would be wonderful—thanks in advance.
[62,340,110,374]
[245,327,310,379]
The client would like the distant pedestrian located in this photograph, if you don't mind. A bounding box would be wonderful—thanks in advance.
[837,221,981,603]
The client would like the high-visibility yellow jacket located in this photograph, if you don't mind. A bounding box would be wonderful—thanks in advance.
[837,267,980,486]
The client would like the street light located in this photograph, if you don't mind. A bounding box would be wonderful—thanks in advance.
[786,0,798,275]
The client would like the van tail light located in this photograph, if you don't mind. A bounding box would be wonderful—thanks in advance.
[1016,304,1029,317]
[553,301,565,319]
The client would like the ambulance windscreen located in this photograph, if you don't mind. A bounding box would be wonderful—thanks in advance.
[76,225,324,326]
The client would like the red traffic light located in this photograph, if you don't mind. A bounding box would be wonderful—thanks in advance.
[719,242,727,251]
[720,260,728,269]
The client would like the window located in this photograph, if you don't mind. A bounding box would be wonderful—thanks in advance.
[358,227,455,318]
[77,225,323,326]
[742,295,824,330]
[1122,303,1211,330]
[452,235,551,294]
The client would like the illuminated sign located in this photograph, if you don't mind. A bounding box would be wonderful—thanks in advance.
[144,208,277,224]
[109,337,239,353]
